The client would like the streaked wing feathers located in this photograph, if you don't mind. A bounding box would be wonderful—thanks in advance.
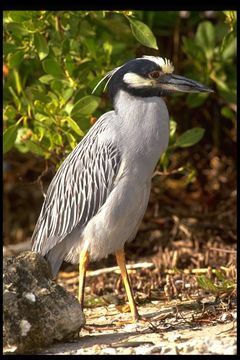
[32,117,121,255]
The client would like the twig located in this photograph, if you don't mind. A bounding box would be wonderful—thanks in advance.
[175,305,192,325]
[165,266,235,275]
[209,247,236,254]
[36,162,52,198]
[86,262,155,277]
[152,167,184,177]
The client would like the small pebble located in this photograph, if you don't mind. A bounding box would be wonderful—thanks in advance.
[168,332,182,342]
[108,304,116,309]
[24,292,36,302]
[149,346,162,354]
[135,345,152,355]
[92,344,102,352]
[122,323,139,332]
[20,319,31,337]
[103,348,117,355]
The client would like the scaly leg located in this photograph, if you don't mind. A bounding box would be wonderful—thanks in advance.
[115,248,140,322]
[78,249,89,310]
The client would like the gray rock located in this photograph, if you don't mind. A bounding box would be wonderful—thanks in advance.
[3,251,84,354]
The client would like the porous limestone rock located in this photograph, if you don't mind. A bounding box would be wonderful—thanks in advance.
[3,251,84,354]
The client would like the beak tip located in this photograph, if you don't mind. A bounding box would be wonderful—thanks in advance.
[201,88,214,93]
[201,85,214,93]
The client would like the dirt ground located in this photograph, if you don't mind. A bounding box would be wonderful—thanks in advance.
[37,297,236,355]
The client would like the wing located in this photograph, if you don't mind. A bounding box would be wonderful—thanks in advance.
[31,113,121,256]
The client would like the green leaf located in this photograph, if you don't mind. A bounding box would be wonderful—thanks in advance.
[3,105,17,121]
[71,95,101,118]
[34,33,49,60]
[3,123,19,154]
[8,50,24,69]
[28,88,51,103]
[64,54,75,76]
[197,275,219,293]
[6,22,29,39]
[174,128,205,148]
[34,100,51,116]
[13,69,22,94]
[223,11,237,33]
[52,133,63,146]
[84,38,97,59]
[214,270,226,282]
[39,74,55,84]
[42,58,64,78]
[160,150,170,172]
[169,119,177,138]
[26,141,45,156]
[62,88,74,102]
[67,132,77,150]
[22,20,40,33]
[127,17,158,50]
[8,11,36,22]
[8,86,21,109]
[182,37,205,63]
[213,74,229,92]
[197,273,235,294]
[65,117,85,136]
[221,33,236,60]
[195,21,215,60]
[219,87,236,104]
[221,106,234,120]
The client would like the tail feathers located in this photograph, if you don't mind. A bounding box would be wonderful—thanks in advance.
[45,242,67,278]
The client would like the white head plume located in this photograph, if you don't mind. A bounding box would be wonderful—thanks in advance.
[141,56,174,74]
[92,66,123,94]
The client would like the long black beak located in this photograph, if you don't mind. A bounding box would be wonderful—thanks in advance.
[158,74,213,93]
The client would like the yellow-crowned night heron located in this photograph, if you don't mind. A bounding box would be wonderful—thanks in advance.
[32,56,213,322]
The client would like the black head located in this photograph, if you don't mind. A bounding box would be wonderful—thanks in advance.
[108,57,170,100]
[93,56,213,104]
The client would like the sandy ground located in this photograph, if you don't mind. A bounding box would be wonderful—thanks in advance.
[37,299,237,355]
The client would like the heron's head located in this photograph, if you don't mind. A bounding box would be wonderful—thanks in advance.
[93,55,213,102]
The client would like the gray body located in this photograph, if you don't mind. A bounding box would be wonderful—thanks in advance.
[32,90,169,276]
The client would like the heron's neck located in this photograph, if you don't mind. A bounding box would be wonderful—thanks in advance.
[113,90,170,172]
[114,88,167,120]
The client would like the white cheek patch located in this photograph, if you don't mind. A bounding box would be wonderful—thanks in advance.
[123,72,154,88]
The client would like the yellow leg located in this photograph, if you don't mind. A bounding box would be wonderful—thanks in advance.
[78,249,89,309]
[115,248,140,322]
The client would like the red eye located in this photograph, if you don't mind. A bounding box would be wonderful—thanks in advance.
[149,71,160,79]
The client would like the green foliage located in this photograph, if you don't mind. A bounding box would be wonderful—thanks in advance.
[174,128,205,148]
[3,11,236,176]
[3,10,160,161]
[182,13,237,109]
[126,16,158,50]
[197,271,236,296]
[3,123,19,154]
[71,96,101,118]
[34,33,49,60]
[160,120,205,179]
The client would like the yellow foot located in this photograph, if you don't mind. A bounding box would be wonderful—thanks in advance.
[113,313,149,326]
